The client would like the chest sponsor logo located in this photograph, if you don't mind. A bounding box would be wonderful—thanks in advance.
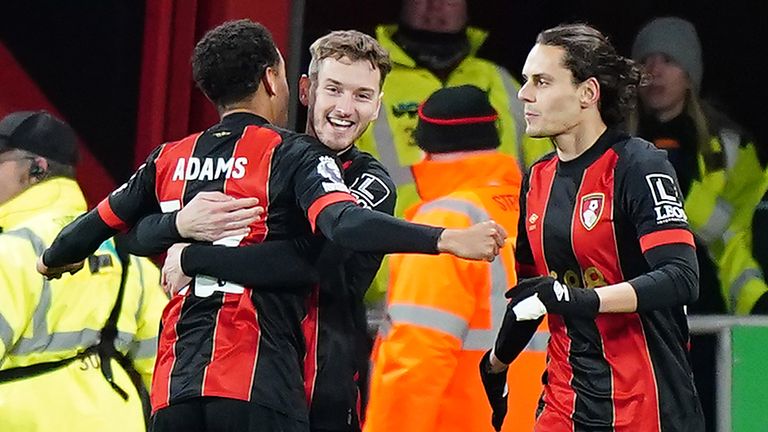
[350,173,390,209]
[579,193,605,231]
[172,157,247,181]
[317,156,350,193]
[645,173,688,224]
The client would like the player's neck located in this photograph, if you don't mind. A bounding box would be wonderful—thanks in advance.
[554,119,607,162]
[219,92,277,124]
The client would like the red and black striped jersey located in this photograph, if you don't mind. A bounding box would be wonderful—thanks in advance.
[517,129,704,432]
[99,112,357,419]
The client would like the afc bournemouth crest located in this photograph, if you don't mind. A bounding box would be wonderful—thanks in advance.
[579,193,605,231]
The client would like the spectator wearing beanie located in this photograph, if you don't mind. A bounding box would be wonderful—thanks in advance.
[365,85,543,432]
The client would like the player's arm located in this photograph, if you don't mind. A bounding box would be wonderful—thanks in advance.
[39,146,164,275]
[177,237,322,288]
[120,191,261,256]
[342,162,398,298]
[294,141,504,261]
[510,148,699,317]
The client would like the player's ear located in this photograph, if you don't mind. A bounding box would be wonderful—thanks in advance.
[299,74,311,107]
[579,77,600,108]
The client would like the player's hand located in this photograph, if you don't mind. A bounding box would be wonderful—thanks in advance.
[162,243,192,295]
[479,350,509,431]
[509,276,600,318]
[36,254,85,280]
[437,220,507,261]
[176,191,263,242]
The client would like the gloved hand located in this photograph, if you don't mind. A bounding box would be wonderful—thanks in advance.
[479,350,508,431]
[508,276,600,318]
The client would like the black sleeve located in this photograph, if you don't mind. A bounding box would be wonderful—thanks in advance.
[343,162,398,298]
[315,202,443,254]
[181,237,322,288]
[494,315,543,364]
[42,210,117,267]
[620,143,692,239]
[515,172,538,278]
[290,137,442,254]
[121,212,182,256]
[629,243,699,310]
[43,146,163,267]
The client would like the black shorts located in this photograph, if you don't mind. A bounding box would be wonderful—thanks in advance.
[150,397,309,432]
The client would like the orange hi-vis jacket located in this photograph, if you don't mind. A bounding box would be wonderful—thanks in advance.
[365,152,547,432]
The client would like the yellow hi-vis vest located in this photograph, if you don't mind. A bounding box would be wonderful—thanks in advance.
[0,178,167,432]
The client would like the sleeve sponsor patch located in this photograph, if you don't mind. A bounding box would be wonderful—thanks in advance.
[317,156,350,193]
[350,173,391,209]
[645,173,688,224]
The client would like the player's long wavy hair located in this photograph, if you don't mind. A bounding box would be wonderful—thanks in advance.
[537,24,642,128]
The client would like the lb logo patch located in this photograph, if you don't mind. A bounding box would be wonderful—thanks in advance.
[579,193,605,231]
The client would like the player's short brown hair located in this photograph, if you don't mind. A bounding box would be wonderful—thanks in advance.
[308,30,392,89]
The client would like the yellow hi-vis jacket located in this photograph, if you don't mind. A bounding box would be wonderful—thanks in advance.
[357,24,553,305]
[0,178,167,432]
[365,153,547,432]
[683,129,768,313]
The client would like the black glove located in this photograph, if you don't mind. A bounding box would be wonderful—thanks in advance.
[508,276,600,318]
[479,350,508,431]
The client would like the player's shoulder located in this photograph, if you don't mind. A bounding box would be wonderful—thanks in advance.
[613,135,671,170]
[347,147,392,180]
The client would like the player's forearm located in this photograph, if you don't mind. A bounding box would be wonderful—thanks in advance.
[122,212,182,256]
[628,243,699,311]
[181,239,320,288]
[316,202,443,254]
[595,282,638,313]
[43,210,118,267]
[598,243,698,312]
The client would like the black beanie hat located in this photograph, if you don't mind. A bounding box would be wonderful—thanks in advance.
[0,111,79,165]
[414,85,500,154]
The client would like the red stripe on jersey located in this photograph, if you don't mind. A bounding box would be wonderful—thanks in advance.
[224,125,283,243]
[151,294,186,412]
[570,149,660,431]
[307,192,357,233]
[536,314,575,431]
[639,229,694,253]
[525,158,558,276]
[302,286,320,404]
[526,158,575,430]
[96,198,128,231]
[201,292,260,400]
[153,133,201,207]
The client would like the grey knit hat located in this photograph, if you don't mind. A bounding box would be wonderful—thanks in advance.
[632,17,703,91]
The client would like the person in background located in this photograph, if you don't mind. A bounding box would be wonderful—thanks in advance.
[0,111,166,431]
[364,85,530,432]
[357,0,552,337]
[630,16,768,315]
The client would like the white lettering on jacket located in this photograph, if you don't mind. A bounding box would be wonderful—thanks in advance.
[172,157,248,181]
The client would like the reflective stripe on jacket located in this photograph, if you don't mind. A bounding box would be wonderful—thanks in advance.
[0,178,166,431]
[365,153,546,432]
[684,131,768,313]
